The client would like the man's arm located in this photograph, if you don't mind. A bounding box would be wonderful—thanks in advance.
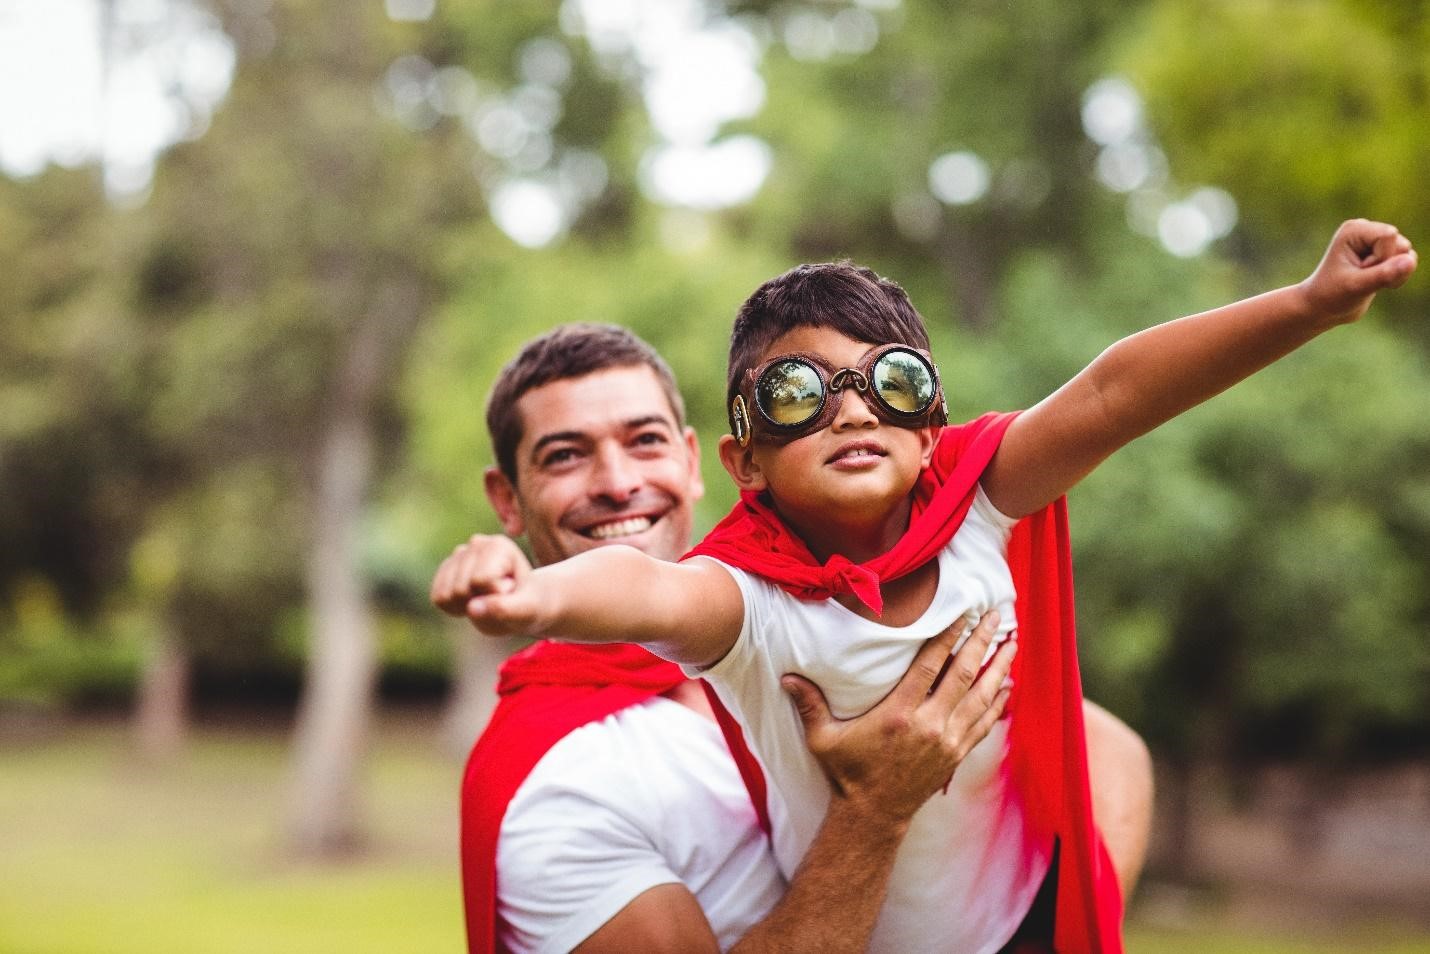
[729,612,1015,954]
[567,611,1014,954]
[431,535,744,667]
[985,219,1417,518]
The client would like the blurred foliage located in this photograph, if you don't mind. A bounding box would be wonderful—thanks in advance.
[1,0,1426,763]
[1119,0,1430,337]
[0,576,144,709]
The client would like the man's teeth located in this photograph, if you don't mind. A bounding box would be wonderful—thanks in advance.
[839,448,877,459]
[588,516,654,539]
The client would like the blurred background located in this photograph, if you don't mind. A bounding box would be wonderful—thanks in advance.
[2,0,1428,951]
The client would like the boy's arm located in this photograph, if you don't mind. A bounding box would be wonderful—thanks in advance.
[430,535,743,668]
[984,219,1418,518]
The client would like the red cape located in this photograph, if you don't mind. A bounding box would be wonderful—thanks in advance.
[686,412,1125,954]
[459,641,686,954]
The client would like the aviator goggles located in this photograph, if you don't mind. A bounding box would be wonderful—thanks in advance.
[730,343,948,447]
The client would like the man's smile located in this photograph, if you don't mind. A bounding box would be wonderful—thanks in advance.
[583,514,658,540]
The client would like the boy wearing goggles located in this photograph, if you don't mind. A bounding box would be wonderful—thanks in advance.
[461,219,1416,953]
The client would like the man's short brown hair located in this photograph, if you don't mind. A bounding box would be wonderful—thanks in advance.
[486,323,686,481]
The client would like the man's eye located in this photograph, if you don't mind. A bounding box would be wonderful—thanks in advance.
[632,432,668,447]
[542,448,579,467]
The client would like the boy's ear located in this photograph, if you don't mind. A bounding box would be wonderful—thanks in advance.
[483,467,526,538]
[919,426,939,470]
[717,434,767,493]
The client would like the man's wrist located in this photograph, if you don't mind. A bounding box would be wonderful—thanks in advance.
[825,789,913,842]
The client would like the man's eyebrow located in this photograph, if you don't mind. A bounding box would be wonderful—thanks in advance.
[528,430,589,461]
[624,414,677,433]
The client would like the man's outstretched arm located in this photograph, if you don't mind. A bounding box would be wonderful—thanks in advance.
[573,611,1016,954]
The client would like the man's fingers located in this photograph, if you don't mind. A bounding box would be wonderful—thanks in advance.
[781,674,834,743]
[923,610,1000,713]
[954,686,1012,762]
[979,633,1018,689]
[885,615,965,706]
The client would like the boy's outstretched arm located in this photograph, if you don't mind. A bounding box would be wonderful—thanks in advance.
[984,219,1417,519]
[430,536,744,668]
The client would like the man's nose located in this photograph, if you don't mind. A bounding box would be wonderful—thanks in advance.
[589,446,643,502]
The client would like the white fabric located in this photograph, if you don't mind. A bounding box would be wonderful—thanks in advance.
[496,695,786,954]
[691,486,1053,954]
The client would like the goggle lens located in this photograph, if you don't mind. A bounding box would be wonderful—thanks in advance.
[872,349,935,415]
[756,359,823,426]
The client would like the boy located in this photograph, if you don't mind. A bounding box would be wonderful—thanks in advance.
[451,219,1416,953]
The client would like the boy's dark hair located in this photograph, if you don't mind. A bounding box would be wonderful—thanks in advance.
[486,323,686,481]
[725,261,933,425]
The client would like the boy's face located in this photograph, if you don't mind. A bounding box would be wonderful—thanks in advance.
[719,326,938,540]
[484,365,703,567]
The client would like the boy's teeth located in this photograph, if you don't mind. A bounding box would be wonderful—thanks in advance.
[588,516,653,539]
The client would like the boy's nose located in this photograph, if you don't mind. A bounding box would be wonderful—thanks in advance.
[830,385,879,430]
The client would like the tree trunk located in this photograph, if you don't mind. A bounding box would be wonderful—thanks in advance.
[285,405,379,857]
[439,620,514,759]
[283,275,425,857]
[131,616,190,763]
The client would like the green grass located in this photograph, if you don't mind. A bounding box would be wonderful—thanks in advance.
[1,718,1426,953]
[0,718,464,954]
[1126,930,1430,954]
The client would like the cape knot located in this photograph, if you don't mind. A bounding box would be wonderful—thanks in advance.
[822,557,884,615]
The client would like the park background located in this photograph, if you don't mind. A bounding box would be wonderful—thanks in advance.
[2,0,1428,950]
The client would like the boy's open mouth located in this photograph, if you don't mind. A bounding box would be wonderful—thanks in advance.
[826,441,887,464]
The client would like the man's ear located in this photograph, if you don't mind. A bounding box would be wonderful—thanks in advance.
[483,467,525,538]
[718,434,767,493]
[682,426,706,503]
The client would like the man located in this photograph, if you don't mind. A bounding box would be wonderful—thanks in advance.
[434,324,1152,952]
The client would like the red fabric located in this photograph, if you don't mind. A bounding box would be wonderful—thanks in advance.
[459,641,685,954]
[686,412,1016,614]
[688,413,1125,954]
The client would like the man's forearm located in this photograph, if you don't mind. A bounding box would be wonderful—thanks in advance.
[730,798,907,954]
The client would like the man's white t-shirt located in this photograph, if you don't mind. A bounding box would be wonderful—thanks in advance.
[496,695,786,954]
[692,487,1053,954]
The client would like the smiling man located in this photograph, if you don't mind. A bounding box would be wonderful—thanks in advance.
[438,323,1151,953]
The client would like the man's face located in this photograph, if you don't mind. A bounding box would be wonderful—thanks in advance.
[486,365,704,567]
